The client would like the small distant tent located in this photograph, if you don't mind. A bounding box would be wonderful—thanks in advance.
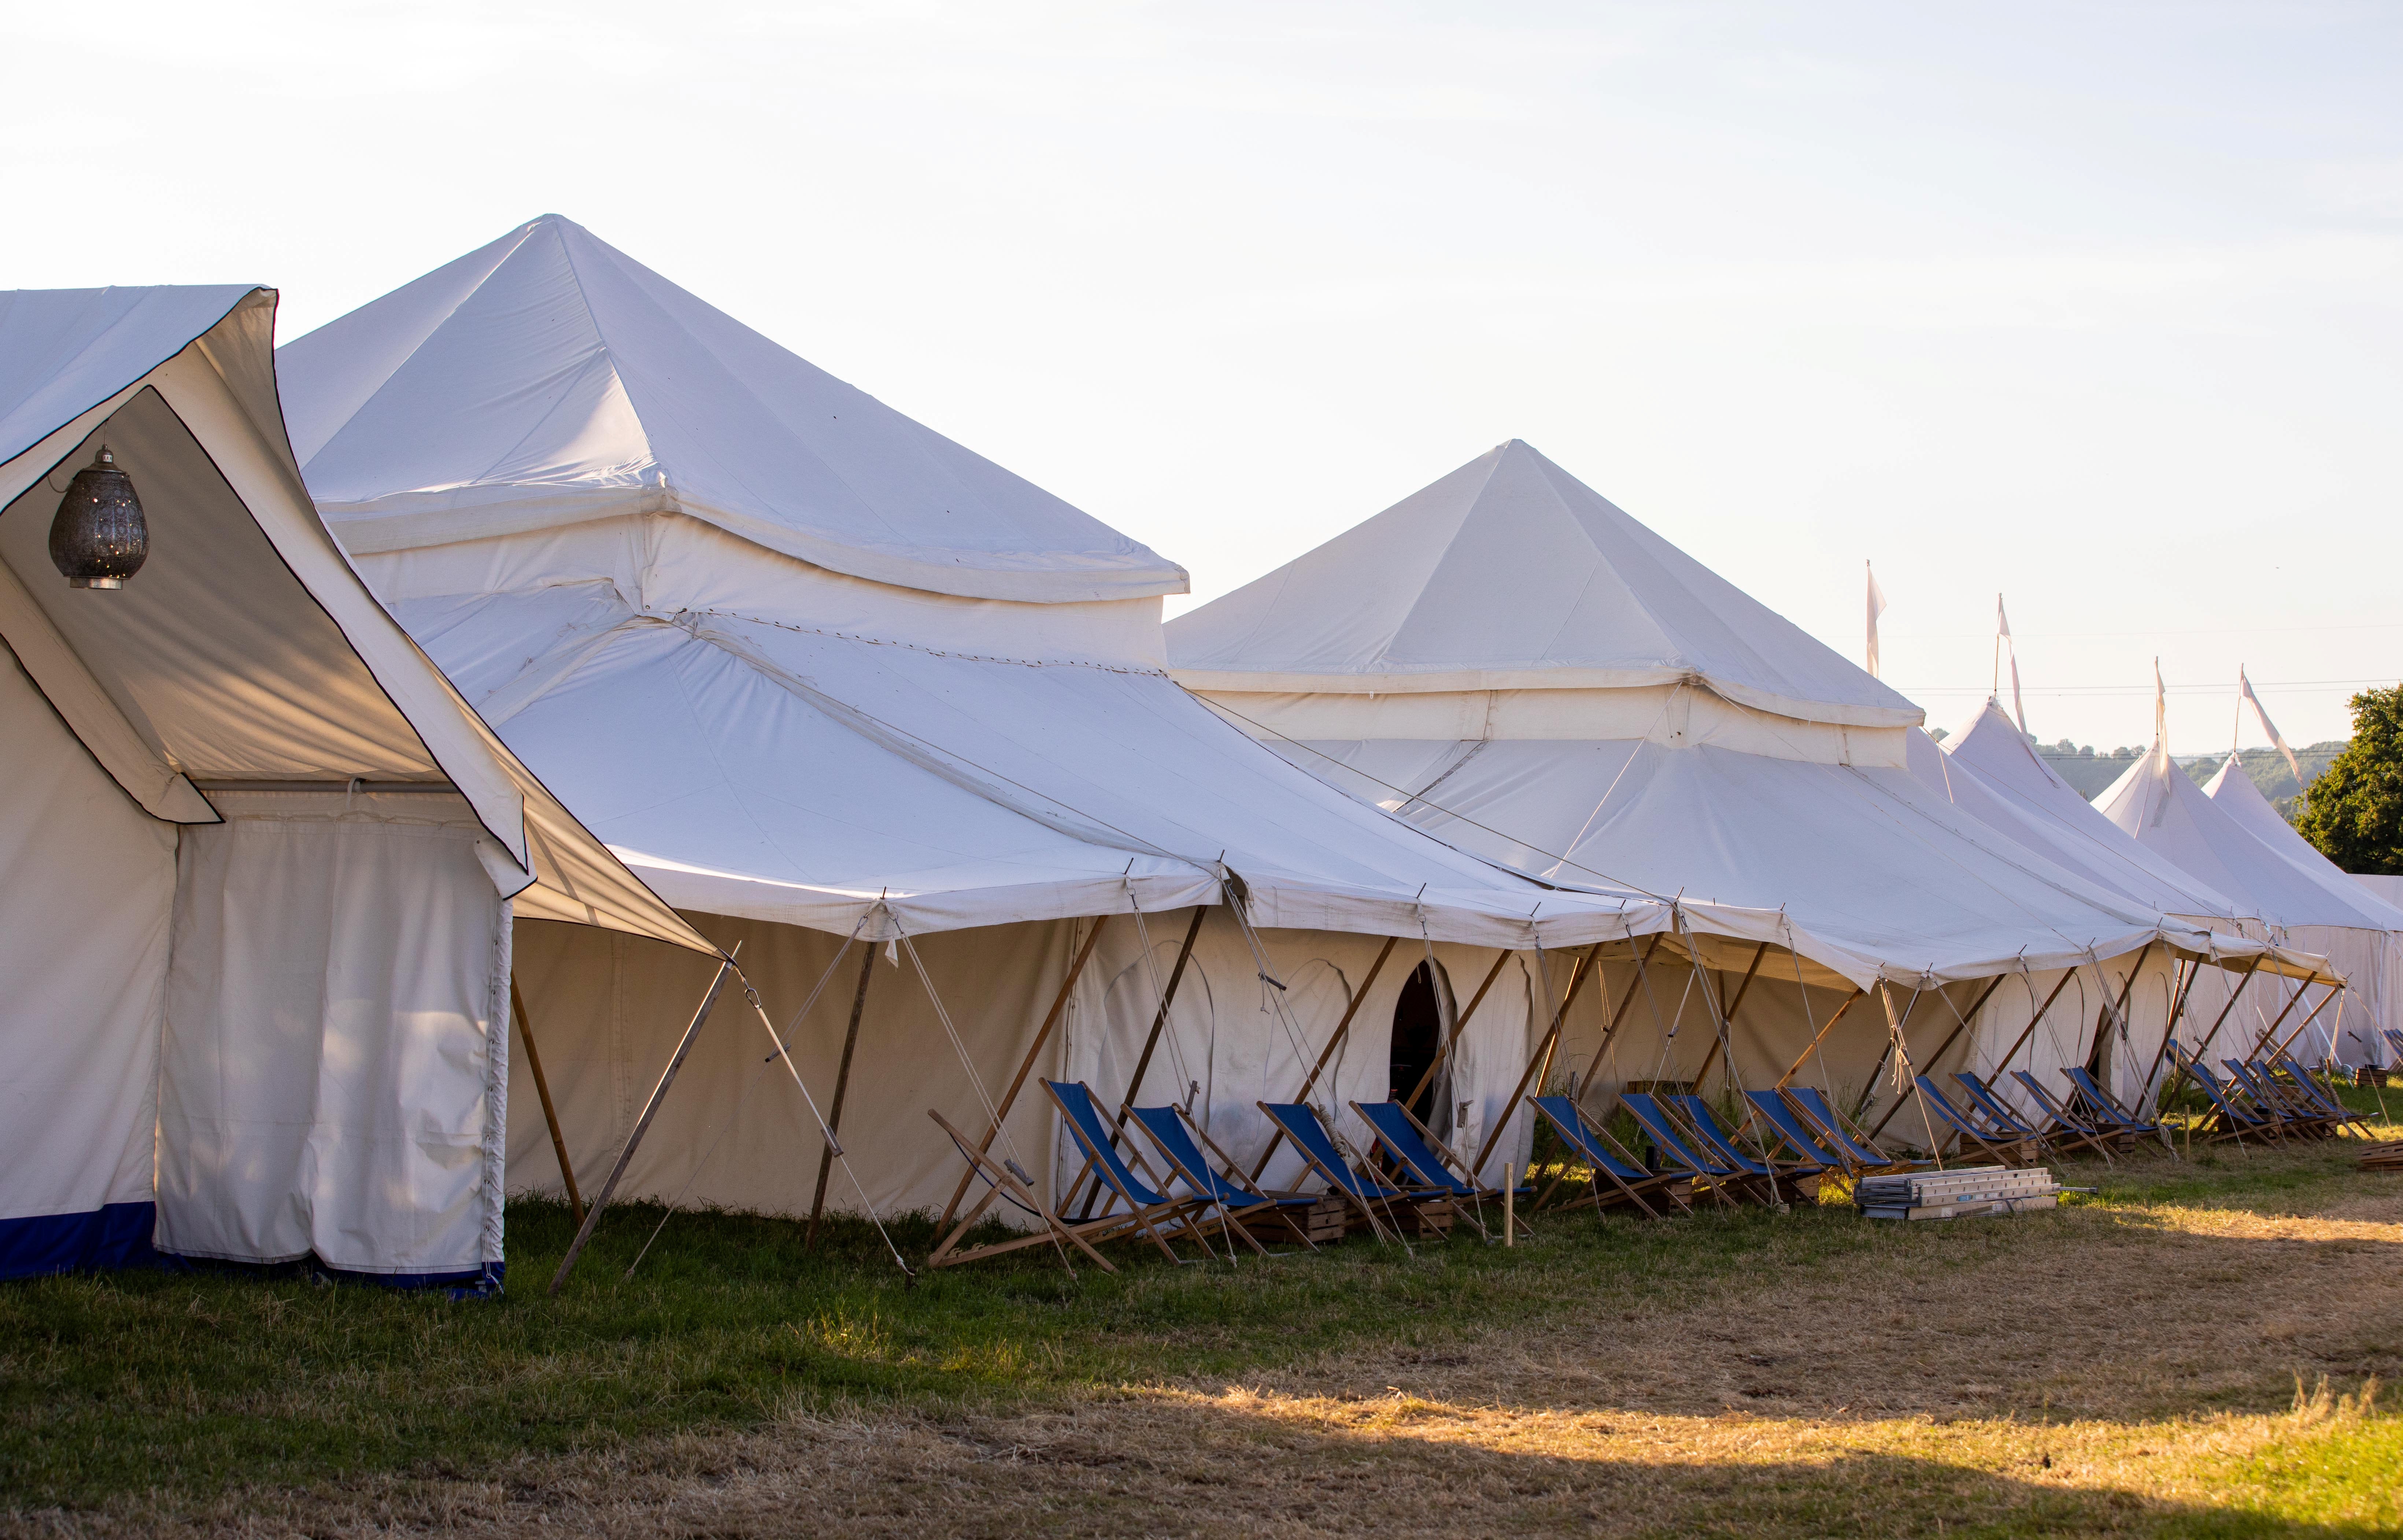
[1169,441,2269,1137]
[276,219,1730,1220]
[0,285,713,1284]
[2097,744,2389,1066]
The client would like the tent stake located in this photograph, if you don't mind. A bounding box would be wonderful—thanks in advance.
[806,943,879,1250]
[549,958,737,1295]
[511,979,584,1229]
[933,914,1112,1236]
[1247,934,1400,1182]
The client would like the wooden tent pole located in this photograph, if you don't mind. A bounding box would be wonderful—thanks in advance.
[1246,934,1400,1181]
[1688,940,1773,1093]
[2269,979,2340,1060]
[1114,906,1210,1116]
[2137,956,2205,1104]
[1984,967,2084,1085]
[1469,942,1602,1177]
[1572,932,1669,1106]
[549,958,736,1295]
[1862,984,1931,1137]
[934,914,1112,1235]
[2188,955,2263,1062]
[2246,970,2315,1059]
[806,944,879,1249]
[1772,989,1866,1089]
[1876,970,2013,1102]
[1400,947,1513,1115]
[511,978,584,1229]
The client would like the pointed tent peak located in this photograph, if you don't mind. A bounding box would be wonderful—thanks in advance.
[1168,439,1923,730]
[277,216,1188,605]
[1945,696,2079,795]
[2205,757,2403,927]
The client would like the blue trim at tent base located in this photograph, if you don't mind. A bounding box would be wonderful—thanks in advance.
[0,1204,502,1297]
[0,1202,158,1281]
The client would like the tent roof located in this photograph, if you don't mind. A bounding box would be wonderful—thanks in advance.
[1931,700,2247,923]
[1167,440,1922,730]
[2097,743,2400,936]
[0,284,713,956]
[2204,757,2403,927]
[275,215,1188,605]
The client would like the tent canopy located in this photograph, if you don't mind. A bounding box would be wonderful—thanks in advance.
[274,224,1688,951]
[277,215,1187,605]
[1169,439,1923,731]
[0,284,713,955]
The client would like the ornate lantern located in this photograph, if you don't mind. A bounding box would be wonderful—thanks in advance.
[49,445,148,589]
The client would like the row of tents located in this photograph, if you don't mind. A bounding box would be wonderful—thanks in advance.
[2,215,2392,1286]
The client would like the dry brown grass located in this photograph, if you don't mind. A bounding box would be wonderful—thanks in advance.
[20,1165,2400,1538]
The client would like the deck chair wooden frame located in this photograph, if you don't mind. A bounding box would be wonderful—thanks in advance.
[1528,1095,1691,1217]
[1740,1090,1854,1192]
[1914,1076,2038,1167]
[1352,1097,1528,1240]
[2004,1070,2119,1165]
[1617,1092,1759,1205]
[1668,1093,1816,1202]
[1782,1086,1927,1178]
[1125,1103,1324,1256]
[2062,1066,2168,1145]
[2165,1047,2273,1146]
[924,1108,1121,1274]
[1257,1101,1425,1241]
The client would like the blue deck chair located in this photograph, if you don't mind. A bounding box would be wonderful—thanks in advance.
[1257,1102,1422,1240]
[2269,1051,2367,1134]
[2007,1070,2119,1164]
[1126,1104,1326,1255]
[1743,1091,1847,1176]
[2223,1060,2331,1138]
[2386,1028,2403,1065]
[2167,1047,2275,1145]
[1618,1092,1756,1203]
[1783,1086,1925,1175]
[1914,1076,2036,1166]
[2063,1066,2167,1144]
[1352,1099,1520,1239]
[1670,1094,1812,1201]
[1044,1081,1219,1262]
[1529,1096,1690,1217]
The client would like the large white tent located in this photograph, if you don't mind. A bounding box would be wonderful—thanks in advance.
[276,219,1775,1221]
[1168,440,2288,1136]
[2096,740,2400,1067]
[0,285,711,1284]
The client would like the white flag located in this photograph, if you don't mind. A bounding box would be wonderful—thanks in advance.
[2239,667,2301,784]
[1866,562,1888,679]
[2153,657,2167,748]
[1996,594,2028,736]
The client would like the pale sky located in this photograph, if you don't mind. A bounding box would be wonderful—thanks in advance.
[7,1,2397,750]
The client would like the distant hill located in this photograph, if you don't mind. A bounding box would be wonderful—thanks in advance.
[2016,738,2348,819]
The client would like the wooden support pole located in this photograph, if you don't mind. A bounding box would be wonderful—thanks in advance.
[1400,947,1513,1118]
[2188,955,2264,1063]
[1984,967,2083,1087]
[1863,984,1931,1139]
[2247,970,2316,1060]
[1688,941,1772,1095]
[1247,934,1401,1181]
[1469,942,1602,1178]
[1116,906,1210,1115]
[2084,942,2155,1082]
[511,978,584,1229]
[1573,932,1669,1106]
[2270,979,2340,1061]
[1880,970,2013,1102]
[1772,988,1866,1089]
[2137,956,2205,1106]
[934,914,1112,1235]
[806,943,879,1250]
[549,958,736,1295]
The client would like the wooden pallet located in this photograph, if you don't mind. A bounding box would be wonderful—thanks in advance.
[1857,1165,2060,1221]
[1271,1196,1348,1245]
[2356,1140,2403,1173]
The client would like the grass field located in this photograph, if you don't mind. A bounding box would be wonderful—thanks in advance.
[3,1089,2399,1537]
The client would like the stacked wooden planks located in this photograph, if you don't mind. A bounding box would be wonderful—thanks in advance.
[1856,1165,2061,1221]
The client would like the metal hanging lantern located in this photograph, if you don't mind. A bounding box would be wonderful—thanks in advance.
[48,445,148,589]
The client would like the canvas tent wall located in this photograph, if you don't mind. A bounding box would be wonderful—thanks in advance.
[276,218,1746,1224]
[1167,440,2285,1144]
[0,285,711,1284]
[2096,742,2395,1068]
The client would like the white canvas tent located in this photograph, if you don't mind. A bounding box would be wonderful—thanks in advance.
[2096,740,2399,1067]
[1169,440,2288,1139]
[278,219,1755,1222]
[0,284,713,1284]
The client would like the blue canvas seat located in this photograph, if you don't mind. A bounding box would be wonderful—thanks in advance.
[1618,1092,1761,1203]
[1913,1076,2037,1167]
[1529,1096,1690,1217]
[2006,1070,2120,1163]
[1257,1102,1422,1240]
[1350,1099,1520,1240]
[2062,1067,2166,1143]
[1126,1103,1326,1254]
[1782,1086,1926,1175]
